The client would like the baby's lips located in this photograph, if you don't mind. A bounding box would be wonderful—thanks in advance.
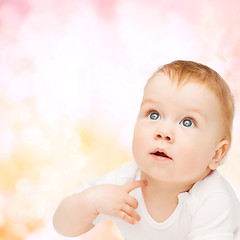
[151,148,172,159]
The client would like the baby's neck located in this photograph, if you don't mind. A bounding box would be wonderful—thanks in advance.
[140,172,193,222]
[140,171,193,198]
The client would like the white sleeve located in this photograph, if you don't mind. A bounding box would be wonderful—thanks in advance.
[188,193,238,240]
[74,161,139,194]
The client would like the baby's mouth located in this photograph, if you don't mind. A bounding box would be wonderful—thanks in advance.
[151,151,172,160]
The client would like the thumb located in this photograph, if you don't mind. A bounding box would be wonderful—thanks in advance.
[123,180,147,193]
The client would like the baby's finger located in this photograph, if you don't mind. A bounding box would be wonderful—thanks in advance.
[121,204,141,222]
[118,211,136,225]
[123,180,147,193]
[125,195,138,209]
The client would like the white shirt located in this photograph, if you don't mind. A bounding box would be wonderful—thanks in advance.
[75,161,240,240]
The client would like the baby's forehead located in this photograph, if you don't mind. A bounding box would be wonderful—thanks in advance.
[143,75,223,111]
[146,73,220,99]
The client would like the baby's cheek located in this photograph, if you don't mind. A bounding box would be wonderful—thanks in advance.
[133,127,147,149]
[132,134,142,158]
[178,147,203,170]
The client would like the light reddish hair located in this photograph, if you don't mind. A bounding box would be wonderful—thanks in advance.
[150,60,235,156]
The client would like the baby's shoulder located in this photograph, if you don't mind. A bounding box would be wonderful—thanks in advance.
[186,171,240,230]
[188,170,240,214]
[190,170,237,197]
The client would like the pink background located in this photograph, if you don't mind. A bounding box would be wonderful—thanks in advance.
[0,0,240,239]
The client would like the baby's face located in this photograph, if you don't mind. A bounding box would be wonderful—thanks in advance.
[132,73,224,186]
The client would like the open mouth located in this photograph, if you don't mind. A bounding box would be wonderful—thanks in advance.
[151,151,172,160]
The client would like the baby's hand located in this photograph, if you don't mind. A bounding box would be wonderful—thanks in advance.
[90,180,147,225]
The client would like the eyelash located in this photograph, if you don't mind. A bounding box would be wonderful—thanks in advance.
[146,109,159,117]
[181,117,198,127]
[145,110,198,126]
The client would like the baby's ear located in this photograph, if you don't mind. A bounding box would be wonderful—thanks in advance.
[208,140,229,170]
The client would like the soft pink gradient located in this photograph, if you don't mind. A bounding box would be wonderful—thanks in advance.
[0,0,240,239]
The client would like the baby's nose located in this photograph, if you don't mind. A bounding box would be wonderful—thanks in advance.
[154,129,174,143]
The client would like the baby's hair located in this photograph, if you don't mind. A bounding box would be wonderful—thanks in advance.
[151,60,235,158]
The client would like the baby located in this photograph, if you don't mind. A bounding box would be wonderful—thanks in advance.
[53,60,240,239]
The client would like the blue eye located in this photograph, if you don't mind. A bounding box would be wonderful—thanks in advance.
[181,119,195,128]
[148,112,160,120]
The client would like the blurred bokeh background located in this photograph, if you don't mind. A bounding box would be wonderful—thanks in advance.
[0,0,240,239]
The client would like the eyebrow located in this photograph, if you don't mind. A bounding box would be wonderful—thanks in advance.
[141,99,206,120]
[184,107,207,120]
[141,99,158,106]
